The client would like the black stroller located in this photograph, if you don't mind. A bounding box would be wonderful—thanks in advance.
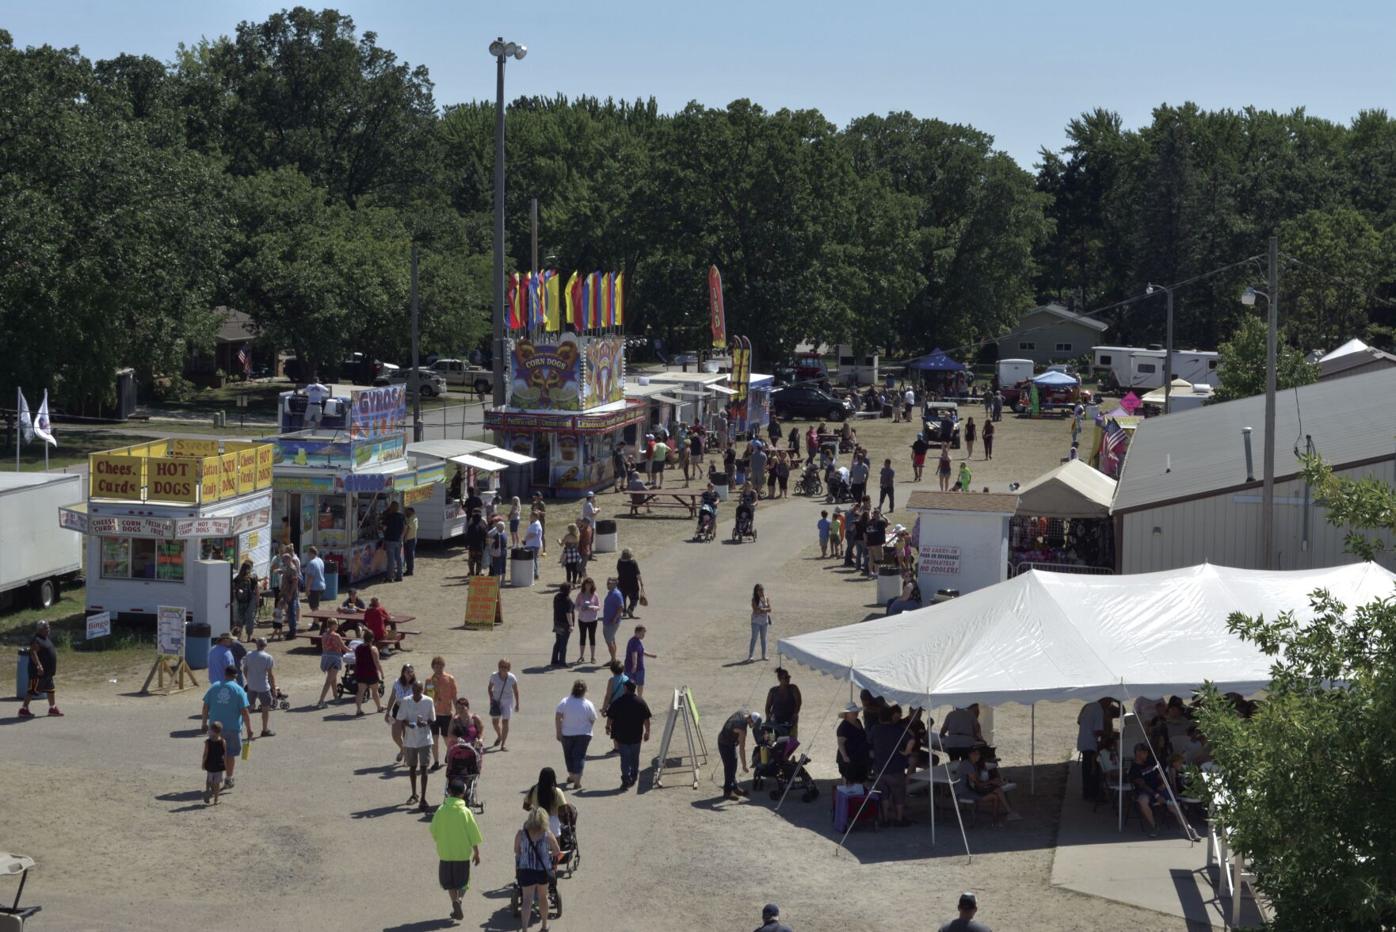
[511,804,580,919]
[694,502,717,542]
[797,462,823,497]
[732,502,757,542]
[445,739,484,813]
[750,724,819,803]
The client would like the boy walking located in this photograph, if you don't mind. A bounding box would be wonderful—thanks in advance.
[429,781,484,921]
[202,722,226,805]
[817,510,832,557]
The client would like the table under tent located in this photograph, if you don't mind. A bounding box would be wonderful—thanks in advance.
[777,561,1396,855]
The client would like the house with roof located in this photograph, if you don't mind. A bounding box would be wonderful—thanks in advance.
[1111,368,1396,574]
[185,307,276,385]
[1315,338,1396,382]
[996,302,1109,365]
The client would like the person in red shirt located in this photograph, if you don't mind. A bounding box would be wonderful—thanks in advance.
[362,597,394,642]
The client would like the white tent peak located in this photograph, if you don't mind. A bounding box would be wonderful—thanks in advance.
[1319,338,1370,362]
[777,562,1396,709]
[1014,459,1116,519]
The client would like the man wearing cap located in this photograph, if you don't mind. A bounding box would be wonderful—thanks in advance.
[755,903,793,932]
[242,637,277,737]
[207,632,238,687]
[835,703,869,785]
[717,710,761,801]
[19,620,61,718]
[580,490,600,528]
[201,666,254,788]
[938,892,990,932]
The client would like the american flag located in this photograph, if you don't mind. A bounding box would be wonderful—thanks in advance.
[237,345,251,376]
[1101,418,1127,474]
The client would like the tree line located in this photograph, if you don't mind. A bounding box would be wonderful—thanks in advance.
[2,7,1394,410]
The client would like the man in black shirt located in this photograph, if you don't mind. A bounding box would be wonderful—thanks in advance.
[755,903,794,932]
[865,510,889,576]
[463,486,483,520]
[937,892,990,932]
[717,710,761,800]
[605,680,651,789]
[382,501,407,582]
[20,620,61,717]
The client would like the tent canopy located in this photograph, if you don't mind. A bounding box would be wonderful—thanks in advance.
[1031,369,1079,387]
[907,348,965,372]
[1014,459,1116,518]
[776,562,1396,709]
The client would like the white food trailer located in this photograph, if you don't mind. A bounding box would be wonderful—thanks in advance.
[60,439,275,635]
[0,472,83,610]
[405,439,522,541]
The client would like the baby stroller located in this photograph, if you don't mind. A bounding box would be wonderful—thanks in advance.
[445,739,484,813]
[731,503,757,543]
[694,502,717,542]
[825,469,852,504]
[511,804,580,920]
[797,462,823,497]
[751,724,819,803]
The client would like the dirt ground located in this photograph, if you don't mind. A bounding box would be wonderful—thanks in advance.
[0,409,1190,932]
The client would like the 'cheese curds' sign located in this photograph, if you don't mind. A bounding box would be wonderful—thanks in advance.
[90,454,146,499]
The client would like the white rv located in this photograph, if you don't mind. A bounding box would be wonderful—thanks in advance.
[1170,350,1221,387]
[1093,345,1220,390]
[835,344,879,387]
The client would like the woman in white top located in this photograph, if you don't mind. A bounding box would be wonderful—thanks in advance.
[385,663,417,762]
[554,680,597,788]
[747,583,772,663]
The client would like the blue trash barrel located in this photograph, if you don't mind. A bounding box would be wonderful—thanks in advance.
[15,649,30,700]
[322,568,340,601]
[185,621,212,670]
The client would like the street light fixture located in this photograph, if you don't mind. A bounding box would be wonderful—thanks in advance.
[489,37,527,409]
[1238,235,1280,570]
[1145,282,1175,412]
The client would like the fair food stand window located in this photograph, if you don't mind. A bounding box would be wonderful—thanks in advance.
[101,537,185,581]
[101,538,130,578]
[318,497,347,530]
[200,536,239,562]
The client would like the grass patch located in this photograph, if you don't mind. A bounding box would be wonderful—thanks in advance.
[2,590,165,688]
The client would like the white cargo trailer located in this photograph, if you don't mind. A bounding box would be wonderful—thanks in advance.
[0,472,83,610]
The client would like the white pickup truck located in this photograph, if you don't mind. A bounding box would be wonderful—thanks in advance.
[0,472,83,610]
[431,359,493,398]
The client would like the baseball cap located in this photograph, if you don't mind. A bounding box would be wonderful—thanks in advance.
[958,892,977,910]
[763,904,780,920]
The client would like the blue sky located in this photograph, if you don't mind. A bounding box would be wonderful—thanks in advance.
[7,0,1394,169]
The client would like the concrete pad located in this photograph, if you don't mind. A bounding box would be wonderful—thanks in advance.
[1050,761,1266,928]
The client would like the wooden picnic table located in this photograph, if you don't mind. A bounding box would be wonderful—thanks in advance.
[595,489,704,518]
[302,610,419,652]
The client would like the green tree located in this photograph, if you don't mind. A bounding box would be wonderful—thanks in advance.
[1197,456,1396,930]
[1212,315,1318,402]
[1278,206,1391,353]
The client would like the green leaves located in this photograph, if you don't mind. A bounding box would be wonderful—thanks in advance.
[1212,315,1318,403]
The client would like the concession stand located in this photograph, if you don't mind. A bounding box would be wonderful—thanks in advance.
[1009,460,1117,576]
[484,332,647,497]
[405,439,538,541]
[270,383,442,583]
[64,438,275,633]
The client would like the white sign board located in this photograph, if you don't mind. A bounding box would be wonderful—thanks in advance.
[86,611,112,640]
[920,544,961,576]
[157,605,186,657]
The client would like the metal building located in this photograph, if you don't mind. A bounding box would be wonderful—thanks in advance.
[1113,368,1396,574]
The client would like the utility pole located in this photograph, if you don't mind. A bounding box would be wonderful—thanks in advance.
[1261,235,1279,569]
[491,42,508,408]
[1163,288,1174,412]
[410,243,423,442]
[530,197,539,274]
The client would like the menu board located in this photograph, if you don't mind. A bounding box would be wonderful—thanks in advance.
[156,540,186,581]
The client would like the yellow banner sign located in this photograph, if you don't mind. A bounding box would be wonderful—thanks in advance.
[255,444,274,489]
[146,457,199,503]
[219,453,239,498]
[170,438,221,457]
[200,454,222,503]
[236,448,257,495]
[90,454,146,499]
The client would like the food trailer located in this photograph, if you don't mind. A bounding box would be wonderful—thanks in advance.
[271,384,443,583]
[484,332,647,497]
[61,439,275,634]
[405,439,538,541]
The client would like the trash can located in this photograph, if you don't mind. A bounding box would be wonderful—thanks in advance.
[711,472,730,502]
[15,649,30,700]
[510,547,536,588]
[322,568,340,601]
[876,565,903,603]
[185,621,212,670]
[933,588,960,604]
[593,519,618,554]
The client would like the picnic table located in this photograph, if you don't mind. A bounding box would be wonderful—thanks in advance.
[302,609,419,653]
[596,489,704,518]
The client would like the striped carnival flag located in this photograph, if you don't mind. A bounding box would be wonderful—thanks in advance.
[601,272,614,328]
[543,270,562,331]
[529,272,544,328]
[581,272,593,329]
[505,273,520,329]
[589,271,602,328]
[566,271,580,326]
[614,271,624,327]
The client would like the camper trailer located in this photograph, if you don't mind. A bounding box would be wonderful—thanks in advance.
[1170,350,1221,387]
[835,344,879,386]
[1093,345,1219,390]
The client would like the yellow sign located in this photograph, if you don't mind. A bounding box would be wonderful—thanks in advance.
[236,448,257,495]
[171,438,221,457]
[200,454,222,503]
[255,444,274,489]
[90,454,146,500]
[219,453,239,498]
[146,457,199,503]
[403,483,436,507]
[464,575,503,629]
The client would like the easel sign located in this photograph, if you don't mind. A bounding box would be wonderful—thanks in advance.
[654,685,709,789]
[142,605,199,695]
[463,575,504,630]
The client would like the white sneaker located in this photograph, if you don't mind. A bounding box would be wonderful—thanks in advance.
[1005,811,1023,821]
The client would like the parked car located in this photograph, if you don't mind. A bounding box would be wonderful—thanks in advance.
[431,358,493,397]
[380,367,447,397]
[771,384,853,421]
[921,402,961,449]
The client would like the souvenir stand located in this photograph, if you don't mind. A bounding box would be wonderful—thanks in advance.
[270,383,443,583]
[1008,460,1117,576]
[484,267,647,497]
[63,439,275,633]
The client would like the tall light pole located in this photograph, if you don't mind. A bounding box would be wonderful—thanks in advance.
[1146,282,1174,412]
[489,37,527,409]
[1240,234,1280,569]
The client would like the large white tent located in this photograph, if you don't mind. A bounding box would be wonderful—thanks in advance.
[777,562,1396,709]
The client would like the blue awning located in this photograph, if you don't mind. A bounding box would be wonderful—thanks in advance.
[906,348,965,372]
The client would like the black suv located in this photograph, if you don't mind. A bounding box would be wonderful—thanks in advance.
[771,384,851,421]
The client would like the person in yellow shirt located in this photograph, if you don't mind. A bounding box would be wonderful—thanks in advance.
[429,781,483,921]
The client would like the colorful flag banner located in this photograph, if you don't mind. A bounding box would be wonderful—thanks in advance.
[614,272,625,327]
[708,265,727,349]
[543,269,562,331]
[566,271,580,326]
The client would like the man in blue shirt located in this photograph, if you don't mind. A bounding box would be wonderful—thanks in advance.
[602,578,626,665]
[201,668,253,787]
[207,633,238,686]
[303,545,326,609]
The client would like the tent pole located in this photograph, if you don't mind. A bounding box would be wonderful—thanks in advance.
[1030,702,1036,795]
[1118,680,1126,833]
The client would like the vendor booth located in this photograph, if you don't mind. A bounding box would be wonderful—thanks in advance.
[405,439,537,540]
[1009,460,1116,576]
[271,383,443,583]
[1140,378,1213,414]
[907,347,968,397]
[485,331,647,497]
[906,490,1019,598]
[64,439,275,634]
[647,370,734,430]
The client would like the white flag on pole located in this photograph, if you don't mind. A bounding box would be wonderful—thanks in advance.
[17,389,33,443]
[33,391,56,447]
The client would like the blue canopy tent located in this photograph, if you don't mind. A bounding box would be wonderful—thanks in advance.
[906,348,966,372]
